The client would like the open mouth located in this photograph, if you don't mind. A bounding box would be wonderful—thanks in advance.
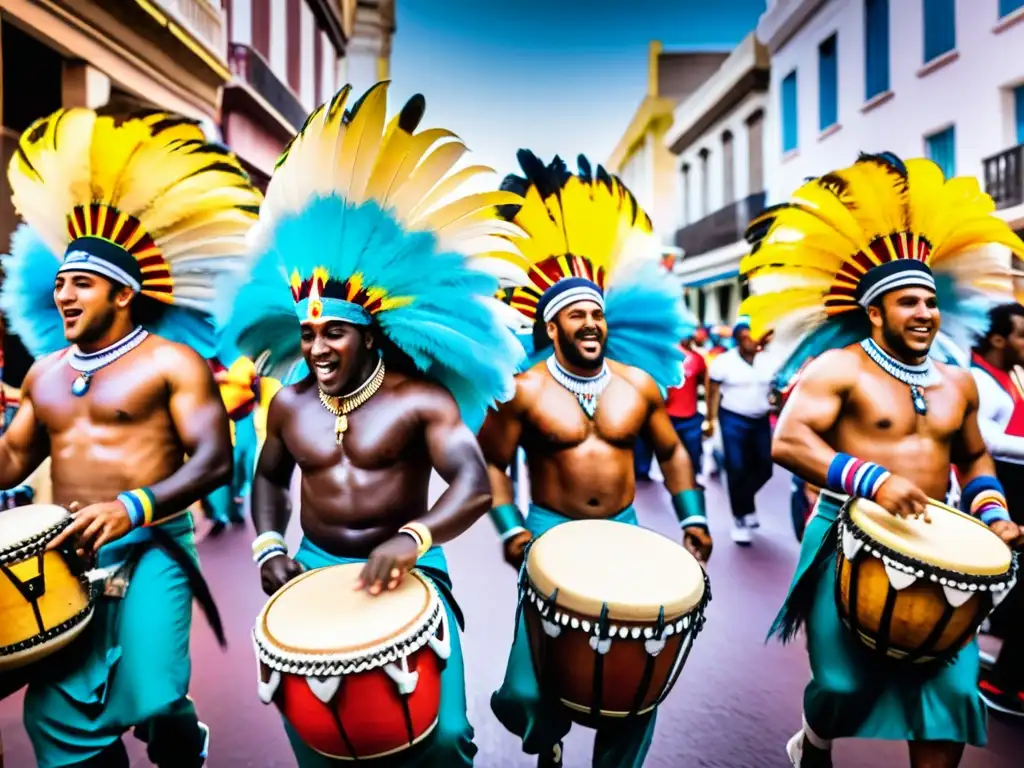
[907,326,932,338]
[62,308,83,322]
[313,360,339,376]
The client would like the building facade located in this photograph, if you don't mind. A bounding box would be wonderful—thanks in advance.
[757,0,1024,237]
[665,32,770,326]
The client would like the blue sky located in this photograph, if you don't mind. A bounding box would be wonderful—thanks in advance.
[388,0,766,186]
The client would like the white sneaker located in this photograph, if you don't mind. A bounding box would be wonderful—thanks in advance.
[731,518,752,545]
[743,512,760,529]
[199,721,211,763]
[785,730,803,766]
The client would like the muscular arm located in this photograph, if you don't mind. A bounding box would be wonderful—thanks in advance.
[477,386,525,509]
[637,374,697,493]
[951,371,998,486]
[146,347,233,519]
[251,390,297,536]
[0,365,49,489]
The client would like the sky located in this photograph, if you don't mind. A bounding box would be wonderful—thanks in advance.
[387,0,767,186]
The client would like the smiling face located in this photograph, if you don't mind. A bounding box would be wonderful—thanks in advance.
[868,286,940,361]
[547,299,607,372]
[300,319,376,396]
[53,270,133,346]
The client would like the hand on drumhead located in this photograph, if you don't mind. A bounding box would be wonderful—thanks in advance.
[260,555,305,596]
[47,500,133,555]
[503,530,532,571]
[989,520,1024,549]
[357,534,418,595]
[683,526,713,565]
[873,475,931,521]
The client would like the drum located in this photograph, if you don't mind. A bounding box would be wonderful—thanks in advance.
[0,504,95,671]
[836,496,1017,664]
[253,563,451,760]
[521,519,710,726]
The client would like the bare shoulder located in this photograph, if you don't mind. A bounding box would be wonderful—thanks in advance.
[799,346,864,389]
[388,371,462,423]
[610,360,661,402]
[146,335,211,382]
[937,361,977,396]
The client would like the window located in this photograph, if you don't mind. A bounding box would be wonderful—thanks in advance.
[818,34,838,130]
[1000,0,1024,18]
[923,0,956,62]
[864,0,890,100]
[1015,86,1024,145]
[781,70,798,152]
[925,126,956,178]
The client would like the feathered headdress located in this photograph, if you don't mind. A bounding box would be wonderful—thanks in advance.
[492,150,694,388]
[1,108,261,358]
[741,151,1021,380]
[218,82,527,430]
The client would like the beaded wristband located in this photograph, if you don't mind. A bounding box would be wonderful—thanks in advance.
[672,489,708,530]
[961,476,1011,525]
[117,488,156,528]
[489,504,528,542]
[398,522,432,558]
[252,531,288,566]
[826,453,891,499]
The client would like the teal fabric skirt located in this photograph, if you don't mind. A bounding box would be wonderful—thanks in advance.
[490,504,658,768]
[21,513,205,767]
[770,492,987,745]
[280,537,476,767]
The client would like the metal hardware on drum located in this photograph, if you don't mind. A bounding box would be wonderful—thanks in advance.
[835,497,1017,665]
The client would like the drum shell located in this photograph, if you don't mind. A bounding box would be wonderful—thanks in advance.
[0,548,93,672]
[523,600,691,727]
[835,551,990,664]
[261,642,443,760]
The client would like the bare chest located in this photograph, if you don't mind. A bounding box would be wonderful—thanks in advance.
[524,379,647,449]
[843,374,965,440]
[32,357,168,431]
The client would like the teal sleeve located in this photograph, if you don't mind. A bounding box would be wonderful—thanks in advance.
[672,489,708,529]
[489,503,527,541]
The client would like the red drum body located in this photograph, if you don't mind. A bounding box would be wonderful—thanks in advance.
[522,519,711,727]
[253,564,450,760]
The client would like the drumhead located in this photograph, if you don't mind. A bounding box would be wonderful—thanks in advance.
[259,563,436,656]
[526,519,705,621]
[0,505,70,553]
[848,498,1012,576]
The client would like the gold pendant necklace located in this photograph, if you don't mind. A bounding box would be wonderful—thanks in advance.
[317,357,386,445]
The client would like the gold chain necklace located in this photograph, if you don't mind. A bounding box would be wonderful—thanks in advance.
[317,357,386,445]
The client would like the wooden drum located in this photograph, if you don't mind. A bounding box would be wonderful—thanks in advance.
[521,519,710,726]
[836,496,1017,664]
[253,563,451,760]
[0,504,95,671]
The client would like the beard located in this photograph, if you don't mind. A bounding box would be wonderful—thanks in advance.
[69,304,116,345]
[880,310,930,362]
[556,322,605,371]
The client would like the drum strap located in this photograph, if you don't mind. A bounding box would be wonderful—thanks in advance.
[589,603,610,721]
[147,527,226,648]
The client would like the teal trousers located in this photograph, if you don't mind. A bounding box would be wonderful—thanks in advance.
[772,492,988,745]
[282,537,476,767]
[491,505,657,768]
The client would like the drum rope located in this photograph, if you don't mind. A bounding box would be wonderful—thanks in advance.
[588,603,610,720]
[626,605,664,719]
[653,567,713,709]
[328,704,360,760]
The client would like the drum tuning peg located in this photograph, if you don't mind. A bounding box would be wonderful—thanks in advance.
[841,528,864,562]
[644,637,666,656]
[305,674,342,704]
[883,563,917,591]
[589,635,612,655]
[257,668,281,704]
[541,618,562,638]
[941,585,973,608]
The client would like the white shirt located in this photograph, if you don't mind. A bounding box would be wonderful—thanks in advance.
[970,363,1024,465]
[709,348,774,419]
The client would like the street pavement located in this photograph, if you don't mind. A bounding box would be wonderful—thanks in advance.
[2,468,1022,767]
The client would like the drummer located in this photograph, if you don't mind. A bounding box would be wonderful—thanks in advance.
[223,82,526,768]
[478,151,713,768]
[0,109,259,766]
[742,151,1024,767]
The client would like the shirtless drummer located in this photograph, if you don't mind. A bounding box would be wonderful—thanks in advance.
[741,151,1024,767]
[0,109,261,766]
[478,151,713,768]
[221,83,526,767]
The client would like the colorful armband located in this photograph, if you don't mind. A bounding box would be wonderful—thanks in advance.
[252,531,288,567]
[398,522,432,559]
[117,488,156,528]
[960,476,1011,525]
[826,453,891,499]
[489,503,527,542]
[672,489,708,530]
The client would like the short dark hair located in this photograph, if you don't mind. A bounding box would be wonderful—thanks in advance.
[977,302,1024,352]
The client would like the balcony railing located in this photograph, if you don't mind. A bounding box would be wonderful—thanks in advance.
[983,144,1023,210]
[152,0,227,59]
[674,191,767,257]
[229,44,307,132]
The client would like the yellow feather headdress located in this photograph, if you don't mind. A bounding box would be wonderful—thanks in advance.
[2,107,262,357]
[742,151,1022,354]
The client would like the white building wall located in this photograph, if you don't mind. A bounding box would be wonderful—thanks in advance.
[269,0,288,81]
[300,3,317,109]
[762,0,1024,205]
[231,0,252,46]
[320,30,335,100]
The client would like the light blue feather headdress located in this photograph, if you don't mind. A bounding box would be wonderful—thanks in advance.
[0,108,261,360]
[216,82,528,430]
[492,151,690,389]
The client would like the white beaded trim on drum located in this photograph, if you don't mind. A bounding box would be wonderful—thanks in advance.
[0,520,69,565]
[523,585,694,640]
[838,522,1017,609]
[252,576,445,676]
